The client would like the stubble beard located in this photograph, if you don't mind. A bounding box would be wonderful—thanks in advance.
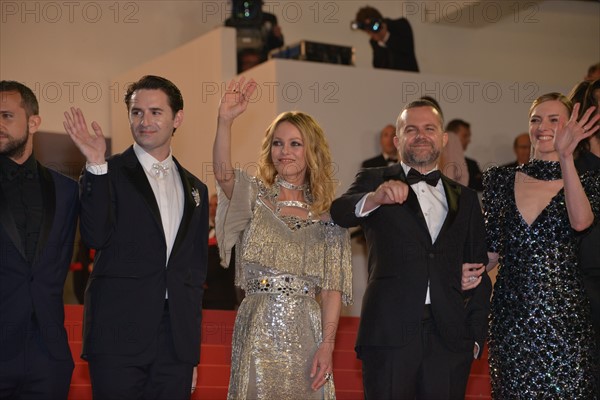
[402,145,440,168]
[0,128,29,160]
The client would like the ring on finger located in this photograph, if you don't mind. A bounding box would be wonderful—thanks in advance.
[469,276,476,282]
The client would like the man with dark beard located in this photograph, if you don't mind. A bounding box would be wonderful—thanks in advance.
[0,80,78,399]
[331,100,491,399]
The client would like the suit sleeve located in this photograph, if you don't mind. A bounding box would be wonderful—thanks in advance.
[370,39,386,69]
[330,169,377,228]
[79,169,115,250]
[463,191,492,352]
[64,179,80,257]
[582,169,600,225]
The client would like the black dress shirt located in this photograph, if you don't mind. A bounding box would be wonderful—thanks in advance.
[0,155,43,263]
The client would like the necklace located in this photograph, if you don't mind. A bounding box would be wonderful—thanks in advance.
[275,175,307,191]
[275,200,312,215]
[263,175,314,219]
[518,159,562,181]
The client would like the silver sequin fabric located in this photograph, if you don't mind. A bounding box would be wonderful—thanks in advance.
[483,165,600,399]
[216,170,352,400]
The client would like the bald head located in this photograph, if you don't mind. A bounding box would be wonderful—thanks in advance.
[513,132,531,165]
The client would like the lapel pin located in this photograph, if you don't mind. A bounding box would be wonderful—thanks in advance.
[191,187,200,207]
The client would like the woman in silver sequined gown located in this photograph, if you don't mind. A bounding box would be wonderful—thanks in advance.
[482,93,600,398]
[212,78,352,400]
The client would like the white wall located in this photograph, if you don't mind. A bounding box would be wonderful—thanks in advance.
[2,1,597,313]
[1,0,598,137]
[105,36,559,314]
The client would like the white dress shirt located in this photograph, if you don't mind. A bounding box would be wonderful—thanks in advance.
[86,144,184,299]
[355,161,448,304]
[133,144,184,264]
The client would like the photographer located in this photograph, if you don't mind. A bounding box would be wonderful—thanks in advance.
[352,6,419,72]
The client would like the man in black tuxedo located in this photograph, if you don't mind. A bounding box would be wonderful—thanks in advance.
[361,124,398,168]
[64,75,208,399]
[331,100,491,399]
[1,81,78,398]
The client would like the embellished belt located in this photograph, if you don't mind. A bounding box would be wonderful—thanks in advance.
[246,275,316,298]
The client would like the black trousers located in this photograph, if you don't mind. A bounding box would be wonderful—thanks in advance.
[359,308,474,400]
[0,320,74,400]
[88,302,194,400]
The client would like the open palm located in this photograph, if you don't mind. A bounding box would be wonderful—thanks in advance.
[218,77,258,122]
[63,107,107,165]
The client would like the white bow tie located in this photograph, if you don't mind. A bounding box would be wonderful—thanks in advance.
[152,162,170,178]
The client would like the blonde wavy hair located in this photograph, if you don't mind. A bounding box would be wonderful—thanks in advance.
[257,111,336,216]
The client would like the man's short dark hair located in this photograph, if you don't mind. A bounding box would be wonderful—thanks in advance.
[587,62,600,78]
[445,119,470,133]
[0,80,39,117]
[419,96,444,119]
[355,6,383,24]
[399,99,445,128]
[124,75,184,114]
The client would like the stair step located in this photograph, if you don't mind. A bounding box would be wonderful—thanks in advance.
[63,305,491,399]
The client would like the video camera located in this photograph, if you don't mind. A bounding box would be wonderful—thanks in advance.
[230,0,263,27]
[350,18,383,33]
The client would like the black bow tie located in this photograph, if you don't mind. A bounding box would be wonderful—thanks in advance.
[406,169,441,186]
[6,166,35,182]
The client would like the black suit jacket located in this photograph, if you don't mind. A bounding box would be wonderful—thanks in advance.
[330,164,491,354]
[79,146,208,364]
[465,157,483,191]
[371,18,419,72]
[0,164,78,361]
[575,151,600,350]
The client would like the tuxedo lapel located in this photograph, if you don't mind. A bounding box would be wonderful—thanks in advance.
[382,165,430,239]
[0,183,26,260]
[120,148,164,236]
[438,176,461,239]
[34,164,55,261]
[171,159,197,257]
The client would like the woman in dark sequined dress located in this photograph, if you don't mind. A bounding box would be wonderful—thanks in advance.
[482,93,600,398]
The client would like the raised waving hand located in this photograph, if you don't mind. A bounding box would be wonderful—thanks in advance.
[554,103,599,159]
[213,78,258,199]
[218,77,257,123]
[63,107,107,165]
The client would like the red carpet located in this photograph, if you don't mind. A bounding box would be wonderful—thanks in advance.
[64,305,490,399]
